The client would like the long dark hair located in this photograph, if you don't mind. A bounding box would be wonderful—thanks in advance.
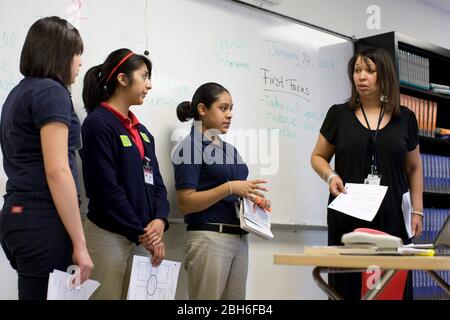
[348,47,400,116]
[20,16,83,87]
[176,82,229,122]
[83,48,152,113]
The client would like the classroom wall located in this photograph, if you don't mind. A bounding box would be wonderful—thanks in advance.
[242,0,450,50]
[1,0,450,300]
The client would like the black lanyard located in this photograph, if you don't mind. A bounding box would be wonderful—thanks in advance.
[360,105,385,176]
[144,156,151,167]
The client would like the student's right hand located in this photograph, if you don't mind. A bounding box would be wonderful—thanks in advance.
[72,246,94,286]
[230,180,268,199]
[329,175,346,197]
[143,241,165,267]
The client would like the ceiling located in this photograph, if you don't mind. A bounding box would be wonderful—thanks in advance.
[417,0,450,15]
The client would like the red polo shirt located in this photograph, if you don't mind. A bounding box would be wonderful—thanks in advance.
[101,102,144,159]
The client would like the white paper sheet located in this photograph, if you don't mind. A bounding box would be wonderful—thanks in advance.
[47,269,100,300]
[402,190,414,238]
[240,197,274,239]
[127,255,181,300]
[328,183,388,221]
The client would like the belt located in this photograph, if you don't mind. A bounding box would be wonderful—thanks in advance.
[186,223,248,235]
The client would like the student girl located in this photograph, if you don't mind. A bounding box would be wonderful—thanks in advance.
[0,16,93,300]
[172,82,271,300]
[81,48,170,299]
[311,47,423,300]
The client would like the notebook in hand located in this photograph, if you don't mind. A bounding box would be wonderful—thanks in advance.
[238,197,274,240]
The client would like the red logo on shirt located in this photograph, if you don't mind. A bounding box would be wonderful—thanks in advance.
[11,206,24,215]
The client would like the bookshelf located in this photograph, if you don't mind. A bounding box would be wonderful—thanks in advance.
[357,32,450,140]
[357,32,450,300]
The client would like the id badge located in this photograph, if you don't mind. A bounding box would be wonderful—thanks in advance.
[143,165,154,185]
[364,174,381,185]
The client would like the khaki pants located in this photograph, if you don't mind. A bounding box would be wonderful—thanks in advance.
[184,230,248,300]
[84,218,149,300]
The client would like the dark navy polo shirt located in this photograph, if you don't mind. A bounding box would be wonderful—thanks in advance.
[0,78,81,198]
[172,126,249,225]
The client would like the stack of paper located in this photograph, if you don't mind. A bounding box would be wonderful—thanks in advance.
[304,246,381,255]
[239,197,274,240]
[303,246,435,256]
[47,270,100,300]
[402,191,414,238]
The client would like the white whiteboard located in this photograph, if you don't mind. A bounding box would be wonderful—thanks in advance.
[0,0,353,226]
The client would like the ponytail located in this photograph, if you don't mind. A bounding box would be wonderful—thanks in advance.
[82,48,152,114]
[82,64,106,113]
[176,82,229,122]
[176,101,194,122]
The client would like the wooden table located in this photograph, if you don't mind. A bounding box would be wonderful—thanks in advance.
[274,253,450,300]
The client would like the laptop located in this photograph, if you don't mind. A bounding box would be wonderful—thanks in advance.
[406,214,450,255]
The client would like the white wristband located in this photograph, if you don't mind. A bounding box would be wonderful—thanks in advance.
[326,172,339,185]
[412,211,423,217]
[322,169,334,181]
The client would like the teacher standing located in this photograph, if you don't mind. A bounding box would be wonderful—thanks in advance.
[311,47,423,300]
